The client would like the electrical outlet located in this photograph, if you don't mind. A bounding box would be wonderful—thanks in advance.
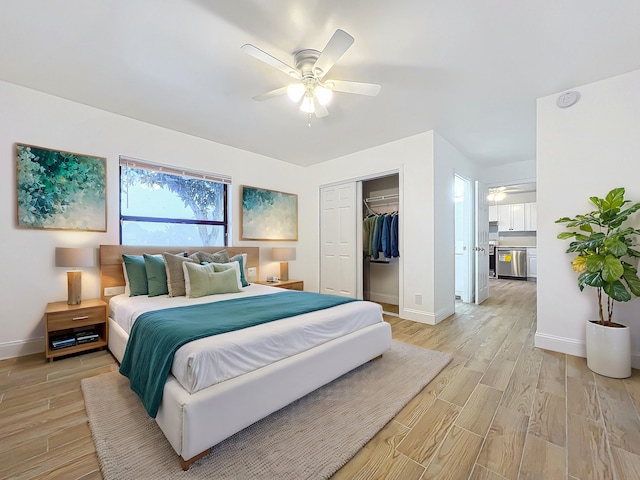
[415,294,423,305]
[104,286,125,296]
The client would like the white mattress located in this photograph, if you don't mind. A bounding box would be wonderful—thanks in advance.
[110,284,384,394]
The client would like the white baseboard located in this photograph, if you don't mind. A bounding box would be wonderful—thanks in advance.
[0,337,44,360]
[402,306,453,325]
[535,332,640,370]
[366,292,399,305]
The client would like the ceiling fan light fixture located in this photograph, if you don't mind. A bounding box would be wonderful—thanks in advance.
[300,93,315,114]
[287,83,305,102]
[315,85,333,106]
[487,187,507,202]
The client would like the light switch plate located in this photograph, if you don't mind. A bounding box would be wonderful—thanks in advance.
[104,286,125,296]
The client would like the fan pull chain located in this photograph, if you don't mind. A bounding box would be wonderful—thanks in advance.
[308,113,312,128]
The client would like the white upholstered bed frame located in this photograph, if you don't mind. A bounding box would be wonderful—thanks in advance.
[99,245,392,470]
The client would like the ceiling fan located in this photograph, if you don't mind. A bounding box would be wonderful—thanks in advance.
[241,29,381,118]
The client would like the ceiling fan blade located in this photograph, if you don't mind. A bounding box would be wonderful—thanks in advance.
[313,29,354,79]
[329,80,381,96]
[313,97,329,118]
[252,86,289,101]
[241,44,300,80]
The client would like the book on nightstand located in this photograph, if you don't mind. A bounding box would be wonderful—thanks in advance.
[51,334,77,350]
[75,329,99,344]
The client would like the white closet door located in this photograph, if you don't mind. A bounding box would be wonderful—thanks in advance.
[475,180,490,304]
[320,182,357,297]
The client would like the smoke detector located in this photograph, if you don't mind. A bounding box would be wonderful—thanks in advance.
[556,91,581,108]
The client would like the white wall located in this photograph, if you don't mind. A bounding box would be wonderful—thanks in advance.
[536,68,640,367]
[482,160,536,187]
[308,131,476,324]
[0,80,311,359]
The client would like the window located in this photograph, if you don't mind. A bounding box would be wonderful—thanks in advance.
[119,157,230,246]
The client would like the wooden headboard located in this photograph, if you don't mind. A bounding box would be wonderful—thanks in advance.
[99,245,260,303]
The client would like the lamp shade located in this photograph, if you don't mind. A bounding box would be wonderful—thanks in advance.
[272,247,296,262]
[55,247,95,268]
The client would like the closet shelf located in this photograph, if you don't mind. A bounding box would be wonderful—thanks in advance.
[364,193,399,203]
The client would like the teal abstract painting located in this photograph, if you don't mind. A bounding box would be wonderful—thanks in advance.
[16,144,107,231]
[241,186,297,240]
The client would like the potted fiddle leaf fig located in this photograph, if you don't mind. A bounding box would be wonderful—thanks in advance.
[556,187,640,378]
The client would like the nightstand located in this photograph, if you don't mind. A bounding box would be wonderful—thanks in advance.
[256,279,304,291]
[45,298,108,362]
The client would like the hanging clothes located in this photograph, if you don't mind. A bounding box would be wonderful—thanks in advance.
[371,214,385,259]
[362,215,377,257]
[382,214,392,258]
[391,213,399,257]
[363,211,400,259]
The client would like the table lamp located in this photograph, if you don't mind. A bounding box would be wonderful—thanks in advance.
[271,247,296,281]
[55,247,95,305]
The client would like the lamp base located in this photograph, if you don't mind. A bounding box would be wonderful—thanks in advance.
[67,271,82,305]
[279,262,289,281]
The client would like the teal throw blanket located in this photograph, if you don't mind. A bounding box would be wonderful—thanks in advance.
[119,291,358,417]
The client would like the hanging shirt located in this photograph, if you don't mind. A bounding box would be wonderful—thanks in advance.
[391,213,399,257]
[371,215,385,259]
[382,214,392,258]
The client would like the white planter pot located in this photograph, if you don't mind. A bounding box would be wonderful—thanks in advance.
[586,320,631,378]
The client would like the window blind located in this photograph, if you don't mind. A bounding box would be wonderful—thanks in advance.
[119,156,232,184]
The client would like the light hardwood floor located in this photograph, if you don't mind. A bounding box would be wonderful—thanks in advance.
[2,279,640,479]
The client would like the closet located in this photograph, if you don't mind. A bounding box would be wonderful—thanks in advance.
[362,175,400,315]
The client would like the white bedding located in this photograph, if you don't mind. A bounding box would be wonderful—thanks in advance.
[110,284,384,394]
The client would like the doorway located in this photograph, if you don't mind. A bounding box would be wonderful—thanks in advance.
[362,174,400,315]
[454,175,473,303]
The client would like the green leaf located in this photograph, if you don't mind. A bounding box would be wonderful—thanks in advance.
[626,248,640,258]
[603,280,631,302]
[606,188,625,209]
[601,255,624,282]
[578,271,604,288]
[555,217,573,223]
[604,239,627,257]
[586,254,605,273]
[622,265,640,296]
[590,196,604,210]
[557,232,576,240]
[579,224,593,233]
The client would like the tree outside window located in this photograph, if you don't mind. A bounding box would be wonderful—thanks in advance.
[120,164,228,246]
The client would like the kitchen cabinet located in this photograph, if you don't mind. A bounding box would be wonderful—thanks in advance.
[525,203,537,231]
[489,205,498,222]
[498,203,525,231]
[527,247,537,279]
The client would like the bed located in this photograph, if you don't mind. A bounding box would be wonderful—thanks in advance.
[99,244,392,470]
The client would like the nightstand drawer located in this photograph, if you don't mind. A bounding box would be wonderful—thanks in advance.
[47,306,105,331]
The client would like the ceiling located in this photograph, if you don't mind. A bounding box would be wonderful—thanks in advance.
[1,1,639,168]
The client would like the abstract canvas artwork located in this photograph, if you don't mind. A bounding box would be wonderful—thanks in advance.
[240,186,298,241]
[16,144,107,231]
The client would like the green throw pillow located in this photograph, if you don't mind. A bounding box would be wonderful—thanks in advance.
[122,254,148,296]
[143,253,168,297]
[206,262,243,290]
[183,262,242,298]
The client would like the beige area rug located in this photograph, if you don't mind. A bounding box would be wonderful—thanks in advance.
[81,341,451,480]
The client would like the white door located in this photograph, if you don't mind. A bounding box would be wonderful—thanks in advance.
[320,182,357,297]
[475,181,490,304]
[455,175,473,303]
